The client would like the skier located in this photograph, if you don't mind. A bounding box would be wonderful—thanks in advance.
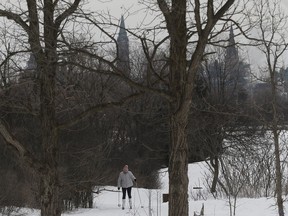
[117,165,136,210]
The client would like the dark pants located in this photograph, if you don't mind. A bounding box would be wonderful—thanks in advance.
[122,187,132,199]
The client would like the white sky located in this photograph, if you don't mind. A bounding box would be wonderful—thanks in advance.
[88,0,288,27]
[282,0,288,10]
[85,0,146,28]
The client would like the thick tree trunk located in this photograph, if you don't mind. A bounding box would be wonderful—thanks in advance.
[169,113,189,216]
[38,1,61,215]
[166,1,190,215]
[40,168,61,216]
[0,1,81,216]
[39,62,60,216]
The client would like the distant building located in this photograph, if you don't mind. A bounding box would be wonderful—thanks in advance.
[226,26,239,64]
[225,26,243,86]
[20,53,38,81]
[26,53,37,71]
[116,15,131,77]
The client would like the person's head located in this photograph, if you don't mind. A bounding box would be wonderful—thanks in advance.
[123,165,129,173]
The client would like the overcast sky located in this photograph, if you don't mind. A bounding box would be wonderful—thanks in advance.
[88,0,288,71]
[85,0,144,27]
[2,0,288,72]
[282,0,288,10]
[88,0,288,27]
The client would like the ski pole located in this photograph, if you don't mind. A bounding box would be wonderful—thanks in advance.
[118,189,121,207]
[136,183,144,208]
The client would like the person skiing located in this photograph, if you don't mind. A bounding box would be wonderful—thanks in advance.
[117,165,136,210]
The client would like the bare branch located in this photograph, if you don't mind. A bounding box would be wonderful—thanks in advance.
[26,0,42,51]
[57,93,143,129]
[0,120,42,172]
[194,0,202,36]
[157,0,172,28]
[54,0,81,29]
[0,9,29,33]
[213,0,235,22]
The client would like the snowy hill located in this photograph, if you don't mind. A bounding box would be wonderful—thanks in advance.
[2,162,287,216]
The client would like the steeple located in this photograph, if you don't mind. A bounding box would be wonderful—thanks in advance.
[118,15,128,41]
[225,25,248,103]
[225,26,240,81]
[116,15,130,76]
[226,26,238,61]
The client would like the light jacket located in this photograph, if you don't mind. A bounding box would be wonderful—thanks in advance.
[117,171,136,188]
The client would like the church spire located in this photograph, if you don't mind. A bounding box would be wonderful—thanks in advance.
[118,15,128,40]
[117,15,130,76]
[226,26,238,61]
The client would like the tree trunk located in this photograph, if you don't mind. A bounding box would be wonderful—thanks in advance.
[271,89,284,216]
[273,131,284,216]
[40,168,61,216]
[39,59,60,216]
[270,52,284,216]
[38,1,61,214]
[169,112,189,216]
[161,0,235,215]
[272,80,284,216]
[166,1,190,215]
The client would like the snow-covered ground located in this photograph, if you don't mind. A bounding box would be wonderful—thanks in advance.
[2,163,287,216]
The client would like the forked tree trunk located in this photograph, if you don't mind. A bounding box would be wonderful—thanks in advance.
[39,57,60,216]
[158,1,235,215]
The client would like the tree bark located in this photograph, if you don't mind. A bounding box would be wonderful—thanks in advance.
[40,166,61,216]
[271,65,284,216]
[165,0,190,215]
[273,130,284,216]
[38,62,60,216]
[169,113,189,215]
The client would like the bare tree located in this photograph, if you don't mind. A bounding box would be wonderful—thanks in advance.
[238,0,288,215]
[0,1,83,215]
[0,1,138,216]
[154,1,237,215]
